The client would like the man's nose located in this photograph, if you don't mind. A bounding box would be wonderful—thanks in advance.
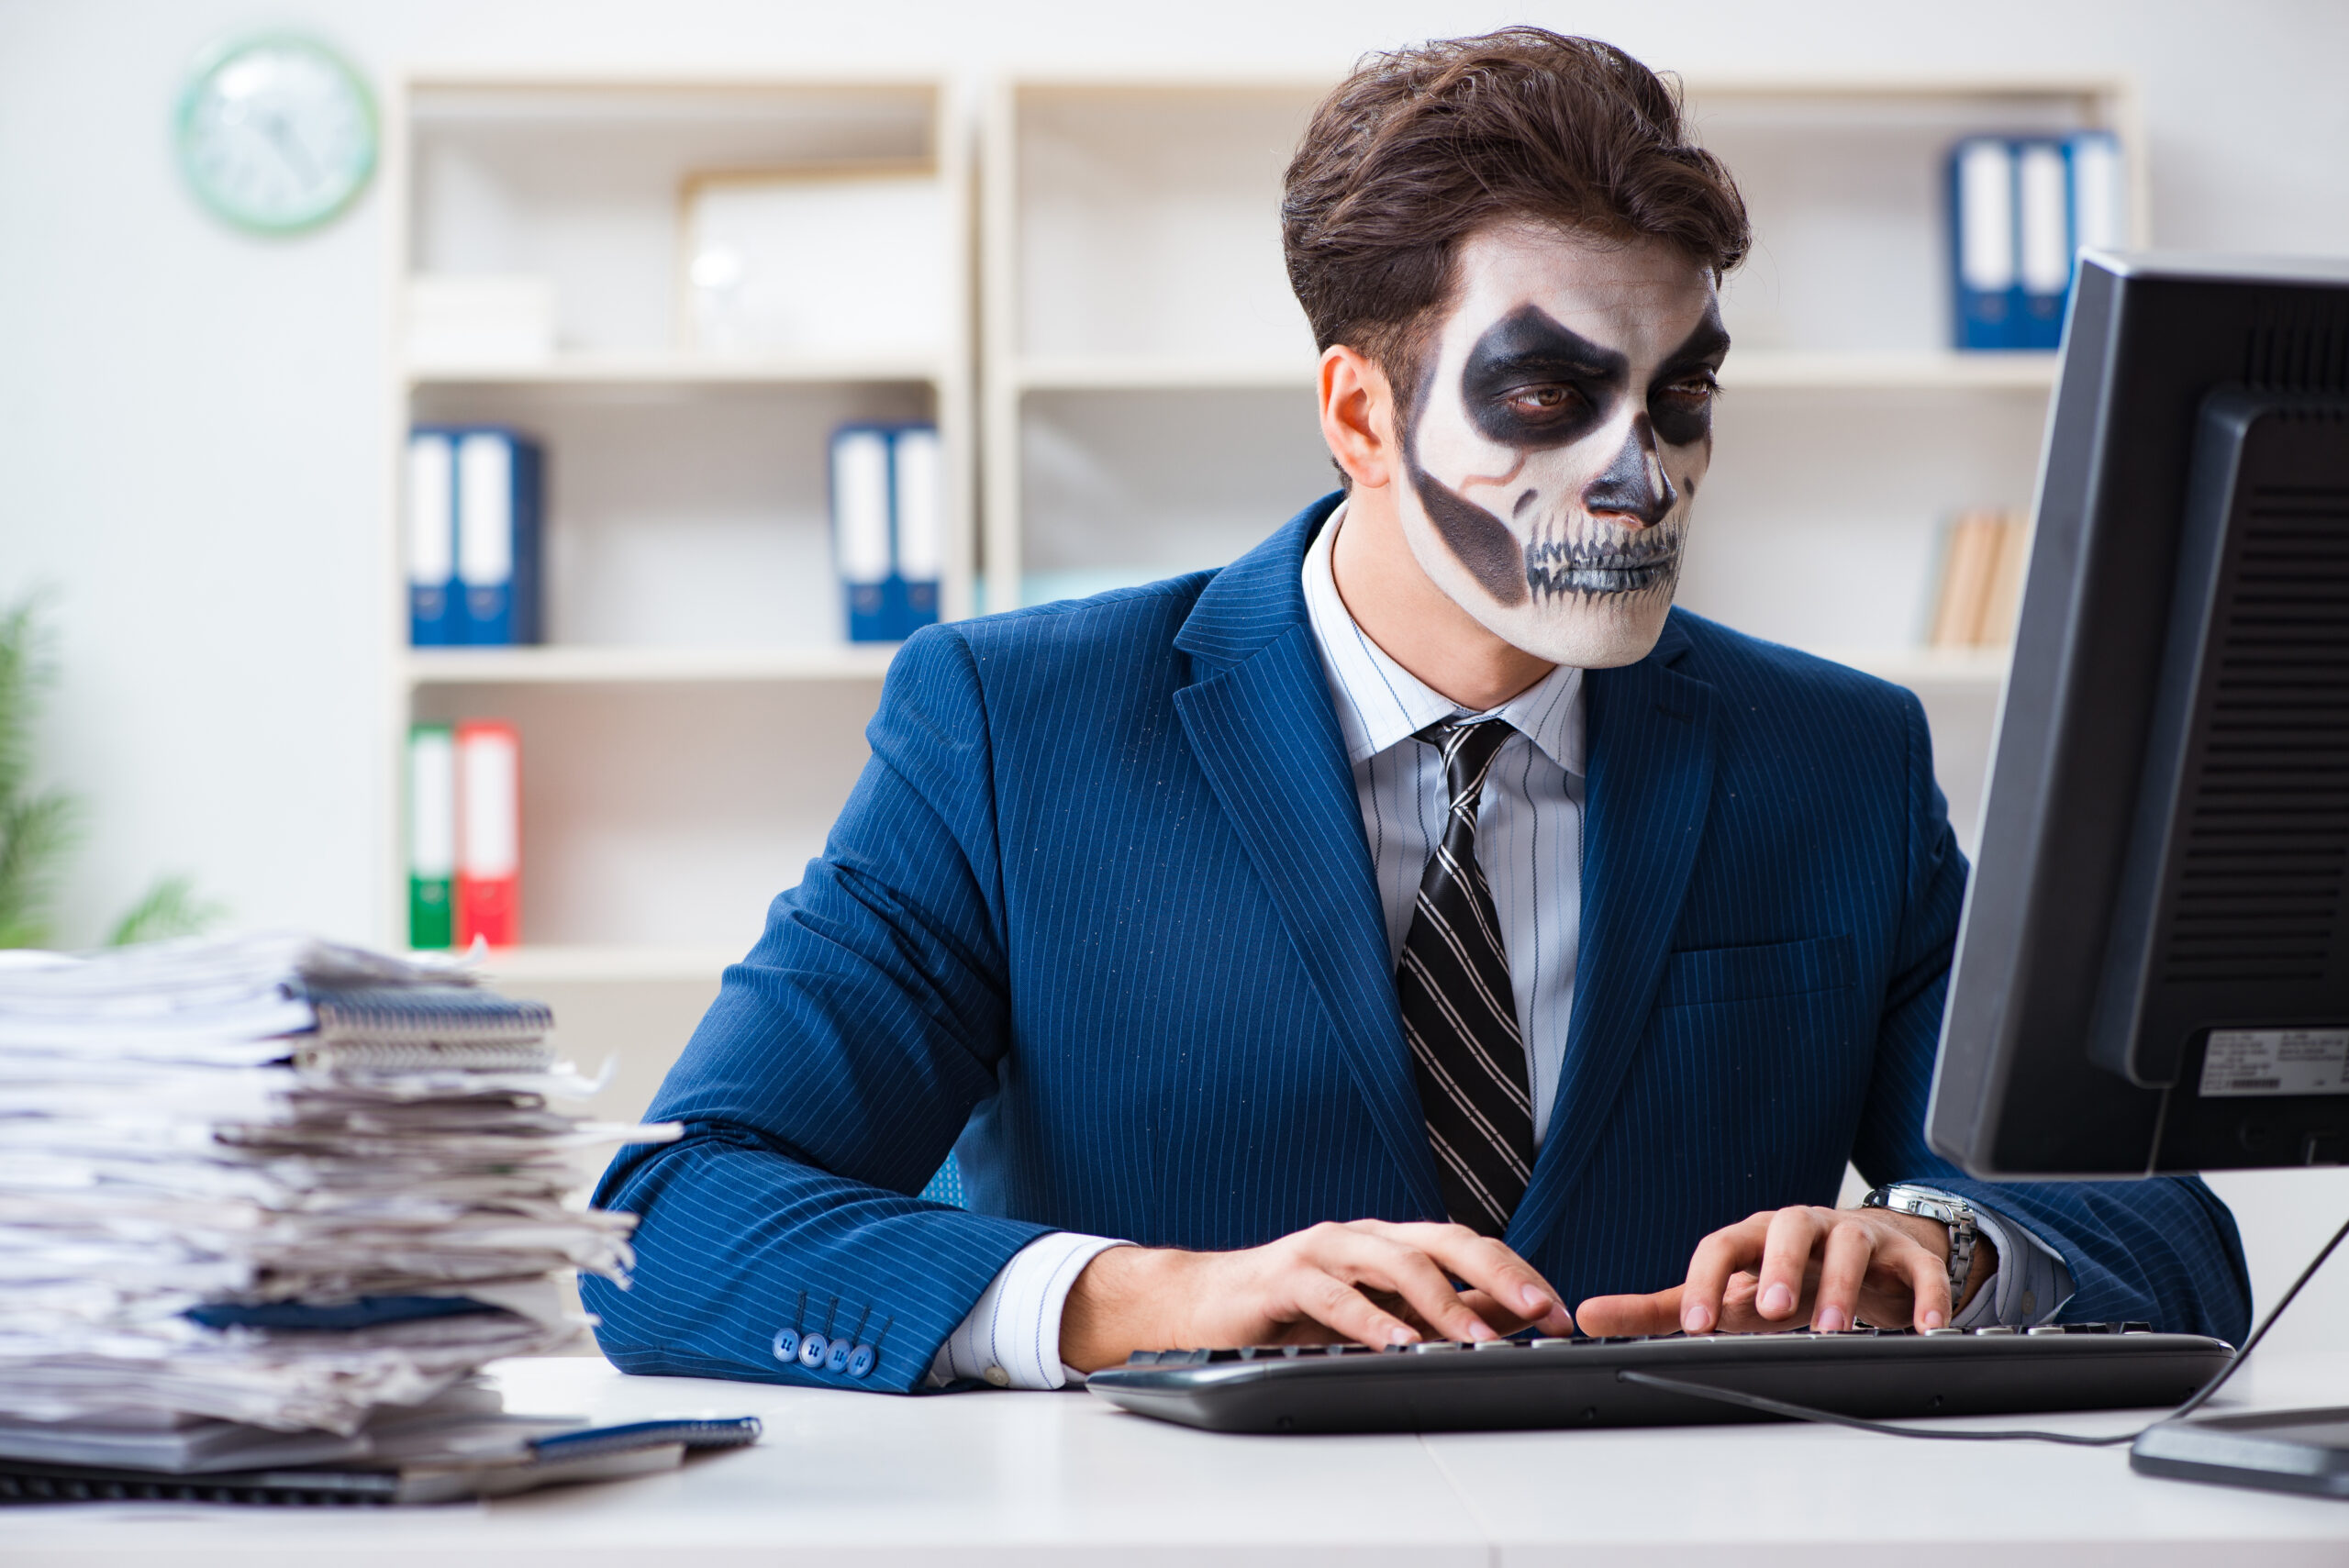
[1579,414,1677,528]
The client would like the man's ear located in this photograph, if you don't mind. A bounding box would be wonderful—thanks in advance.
[1319,344,1398,491]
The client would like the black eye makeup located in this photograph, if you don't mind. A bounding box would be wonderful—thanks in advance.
[1459,305,1626,448]
[1646,376,1718,448]
[1644,309,1731,449]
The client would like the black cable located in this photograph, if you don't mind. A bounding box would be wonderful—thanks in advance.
[1616,1368,2137,1445]
[1617,1209,2349,1447]
[2156,1207,2348,1425]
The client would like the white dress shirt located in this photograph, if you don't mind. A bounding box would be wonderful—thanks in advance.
[928,508,2066,1389]
[1299,507,1586,1149]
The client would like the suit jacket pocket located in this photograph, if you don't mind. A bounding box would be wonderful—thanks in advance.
[1658,934,1856,1008]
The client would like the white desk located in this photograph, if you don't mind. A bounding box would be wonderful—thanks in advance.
[15,1351,2349,1565]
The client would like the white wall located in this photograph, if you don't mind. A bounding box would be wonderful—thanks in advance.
[5,0,2348,1343]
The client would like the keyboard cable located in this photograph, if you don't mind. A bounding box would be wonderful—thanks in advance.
[1613,1210,2349,1447]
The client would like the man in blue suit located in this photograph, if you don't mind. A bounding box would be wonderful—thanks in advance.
[588,30,2248,1394]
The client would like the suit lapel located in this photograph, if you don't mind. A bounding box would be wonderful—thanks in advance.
[1173,503,1449,1219]
[1505,622,1717,1260]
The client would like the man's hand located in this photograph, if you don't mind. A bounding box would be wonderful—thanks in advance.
[1059,1219,1578,1373]
[1574,1205,1997,1337]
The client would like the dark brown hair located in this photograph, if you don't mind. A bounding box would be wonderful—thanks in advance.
[1282,29,1750,391]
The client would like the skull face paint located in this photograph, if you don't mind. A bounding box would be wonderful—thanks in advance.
[1397,224,1729,667]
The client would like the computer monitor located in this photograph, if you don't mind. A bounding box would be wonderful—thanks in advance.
[1927,251,2349,1180]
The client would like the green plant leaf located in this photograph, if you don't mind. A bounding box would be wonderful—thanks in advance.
[0,788,80,948]
[0,594,58,805]
[0,594,81,949]
[0,787,78,951]
[0,593,217,952]
[106,873,228,949]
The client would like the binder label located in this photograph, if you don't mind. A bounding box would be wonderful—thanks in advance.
[457,434,516,586]
[407,724,456,950]
[893,428,942,579]
[406,433,458,647]
[407,436,454,585]
[833,429,892,585]
[1956,141,2017,294]
[459,727,518,879]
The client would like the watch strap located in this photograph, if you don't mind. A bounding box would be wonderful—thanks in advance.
[1862,1184,1978,1308]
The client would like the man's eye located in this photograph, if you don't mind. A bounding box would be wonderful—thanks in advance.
[1657,376,1719,406]
[1505,384,1582,416]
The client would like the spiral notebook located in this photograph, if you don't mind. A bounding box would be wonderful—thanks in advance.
[292,983,555,1072]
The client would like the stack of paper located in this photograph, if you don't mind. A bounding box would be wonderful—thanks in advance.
[0,935,674,1444]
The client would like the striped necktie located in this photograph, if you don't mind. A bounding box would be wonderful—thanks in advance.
[1396,717,1535,1237]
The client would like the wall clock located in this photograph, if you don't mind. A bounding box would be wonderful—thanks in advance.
[175,35,377,235]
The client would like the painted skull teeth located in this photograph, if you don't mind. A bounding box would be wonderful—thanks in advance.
[1523,530,1684,599]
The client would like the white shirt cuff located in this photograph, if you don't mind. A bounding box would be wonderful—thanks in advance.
[1911,1191,2076,1329]
[925,1232,1130,1390]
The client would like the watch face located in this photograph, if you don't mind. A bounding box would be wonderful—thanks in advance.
[175,36,377,235]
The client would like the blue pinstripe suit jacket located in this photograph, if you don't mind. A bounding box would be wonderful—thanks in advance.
[587,495,2251,1392]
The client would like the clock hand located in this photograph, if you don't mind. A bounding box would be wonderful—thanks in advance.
[258,110,320,186]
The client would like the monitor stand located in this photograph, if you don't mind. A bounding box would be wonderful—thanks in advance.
[2132,1407,2349,1497]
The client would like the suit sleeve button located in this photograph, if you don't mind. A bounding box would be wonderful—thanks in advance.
[797,1333,830,1369]
[983,1365,1011,1387]
[825,1339,852,1373]
[770,1328,800,1363]
[847,1344,876,1378]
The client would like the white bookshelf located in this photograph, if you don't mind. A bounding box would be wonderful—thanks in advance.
[980,80,1328,618]
[408,353,952,387]
[382,75,972,988]
[1820,646,2012,686]
[455,944,742,985]
[1009,349,2061,395]
[404,644,898,685]
[981,72,2144,850]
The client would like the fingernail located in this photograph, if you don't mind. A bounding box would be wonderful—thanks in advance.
[1681,1301,1709,1334]
[1923,1309,1945,1330]
[1759,1284,1795,1318]
[1816,1305,1847,1332]
[1519,1285,1548,1314]
[1464,1320,1496,1341]
[1388,1325,1418,1346]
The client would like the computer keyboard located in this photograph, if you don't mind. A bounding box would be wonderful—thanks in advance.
[1085,1324,2234,1434]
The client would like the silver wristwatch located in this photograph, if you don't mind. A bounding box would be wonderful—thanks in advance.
[1862,1184,1978,1307]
